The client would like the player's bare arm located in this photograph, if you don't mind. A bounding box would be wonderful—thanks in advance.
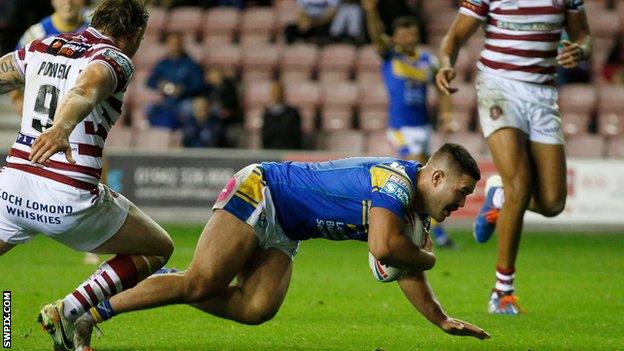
[0,53,25,94]
[437,86,454,133]
[29,62,116,165]
[362,0,390,54]
[436,14,482,95]
[368,207,436,271]
[398,271,491,340]
[558,9,592,69]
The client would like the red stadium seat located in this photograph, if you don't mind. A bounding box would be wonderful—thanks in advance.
[320,81,357,130]
[133,43,167,71]
[275,0,298,36]
[318,44,356,82]
[243,79,273,110]
[203,43,241,77]
[241,44,281,80]
[597,85,624,136]
[281,43,318,81]
[355,45,382,78]
[359,109,387,131]
[598,113,624,136]
[357,79,388,112]
[430,131,485,157]
[145,6,168,35]
[105,126,132,148]
[133,127,182,149]
[203,7,240,42]
[562,113,590,135]
[320,130,365,152]
[606,137,624,158]
[168,7,203,34]
[365,130,394,156]
[240,7,275,40]
[559,84,596,122]
[244,107,264,132]
[587,10,619,40]
[565,134,606,158]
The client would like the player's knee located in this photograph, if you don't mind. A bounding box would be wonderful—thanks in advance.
[182,273,226,303]
[503,177,531,204]
[540,197,566,217]
[240,302,279,325]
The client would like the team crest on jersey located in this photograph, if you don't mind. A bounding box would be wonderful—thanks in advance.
[490,105,503,120]
[101,49,133,79]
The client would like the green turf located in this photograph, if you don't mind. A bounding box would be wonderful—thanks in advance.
[1,226,623,350]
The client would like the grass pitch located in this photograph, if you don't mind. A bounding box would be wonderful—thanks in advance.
[1,225,623,350]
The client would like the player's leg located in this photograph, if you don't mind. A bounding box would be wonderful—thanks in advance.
[191,247,293,325]
[485,128,531,314]
[527,142,567,216]
[93,209,258,317]
[0,240,15,256]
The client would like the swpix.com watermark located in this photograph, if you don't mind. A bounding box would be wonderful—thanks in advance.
[2,291,10,348]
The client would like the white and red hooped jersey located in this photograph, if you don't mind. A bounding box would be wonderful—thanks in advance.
[9,27,133,191]
[459,0,584,85]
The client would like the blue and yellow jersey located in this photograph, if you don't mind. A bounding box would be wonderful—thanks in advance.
[381,48,438,128]
[16,15,89,49]
[260,158,422,241]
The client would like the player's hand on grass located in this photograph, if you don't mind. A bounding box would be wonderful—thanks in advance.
[557,40,585,69]
[435,68,458,95]
[30,126,75,165]
[439,317,490,340]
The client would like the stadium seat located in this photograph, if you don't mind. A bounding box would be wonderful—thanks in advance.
[430,131,485,157]
[365,130,394,156]
[275,0,298,38]
[133,127,182,149]
[597,85,624,136]
[203,43,241,77]
[358,79,388,112]
[243,79,273,110]
[285,80,320,133]
[203,7,240,42]
[587,10,619,40]
[281,43,318,81]
[358,109,387,131]
[559,84,596,122]
[168,7,203,34]
[133,43,167,71]
[244,107,264,131]
[355,45,382,78]
[318,44,356,82]
[241,44,280,80]
[565,134,606,158]
[320,130,365,152]
[562,113,591,135]
[240,7,275,41]
[105,126,132,148]
[320,81,357,130]
[606,137,624,158]
[598,113,624,136]
[145,6,168,35]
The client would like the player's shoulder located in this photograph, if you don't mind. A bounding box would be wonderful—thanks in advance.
[92,47,134,77]
[370,162,415,207]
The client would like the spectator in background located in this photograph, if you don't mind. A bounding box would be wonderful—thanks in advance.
[262,81,303,150]
[203,66,241,145]
[147,32,204,128]
[182,97,224,147]
[285,0,338,45]
[329,0,365,44]
[603,25,624,84]
[10,0,89,116]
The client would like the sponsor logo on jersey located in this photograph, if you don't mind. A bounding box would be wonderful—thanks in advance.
[46,38,89,58]
[497,21,561,31]
[381,180,410,206]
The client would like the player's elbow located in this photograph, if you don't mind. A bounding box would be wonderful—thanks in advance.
[369,240,392,264]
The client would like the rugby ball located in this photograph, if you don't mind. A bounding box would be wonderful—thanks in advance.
[368,212,427,283]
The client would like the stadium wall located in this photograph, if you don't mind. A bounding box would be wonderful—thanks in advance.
[100,149,624,230]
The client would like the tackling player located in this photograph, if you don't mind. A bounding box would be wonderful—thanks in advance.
[436,0,591,314]
[362,0,456,249]
[0,1,175,350]
[73,143,490,349]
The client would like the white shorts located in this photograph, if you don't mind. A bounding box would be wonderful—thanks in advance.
[212,164,300,260]
[0,167,130,251]
[476,72,563,144]
[386,125,433,157]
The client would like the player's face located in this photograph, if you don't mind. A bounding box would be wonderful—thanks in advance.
[428,172,476,222]
[52,0,83,22]
[393,26,419,53]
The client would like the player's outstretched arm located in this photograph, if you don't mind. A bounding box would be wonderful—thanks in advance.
[558,8,592,69]
[368,207,436,271]
[436,14,482,95]
[0,53,25,94]
[361,0,390,55]
[398,271,491,340]
[29,62,115,165]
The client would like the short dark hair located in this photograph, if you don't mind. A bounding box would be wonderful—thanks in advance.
[392,16,419,33]
[91,0,149,39]
[434,143,481,181]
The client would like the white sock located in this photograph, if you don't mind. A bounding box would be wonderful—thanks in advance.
[492,188,505,209]
[495,269,515,293]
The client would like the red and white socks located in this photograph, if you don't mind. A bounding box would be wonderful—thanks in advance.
[494,266,515,295]
[62,255,139,322]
